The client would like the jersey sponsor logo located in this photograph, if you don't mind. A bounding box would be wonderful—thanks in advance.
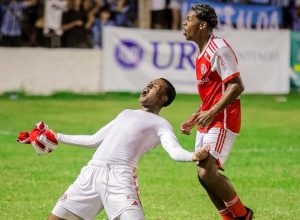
[216,52,227,71]
[131,200,139,206]
[201,64,207,75]
[198,76,209,85]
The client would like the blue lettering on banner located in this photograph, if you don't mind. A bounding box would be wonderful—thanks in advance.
[115,40,144,69]
[152,41,175,69]
[115,40,197,70]
[152,41,196,70]
[176,42,196,70]
[113,37,280,71]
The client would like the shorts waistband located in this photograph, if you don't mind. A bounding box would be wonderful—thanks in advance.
[88,160,136,169]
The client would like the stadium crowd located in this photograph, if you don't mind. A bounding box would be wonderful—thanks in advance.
[0,0,137,48]
[0,0,299,48]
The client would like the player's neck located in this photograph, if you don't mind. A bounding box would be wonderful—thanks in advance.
[197,33,213,53]
[140,106,160,115]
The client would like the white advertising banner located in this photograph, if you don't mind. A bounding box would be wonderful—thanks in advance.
[0,48,102,95]
[103,27,290,94]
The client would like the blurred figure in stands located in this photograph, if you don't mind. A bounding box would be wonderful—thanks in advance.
[0,0,37,47]
[88,6,115,48]
[82,0,94,13]
[21,0,40,46]
[247,0,269,4]
[32,3,43,46]
[43,0,67,47]
[151,0,167,29]
[110,0,135,27]
[270,0,290,28]
[62,0,91,48]
[227,0,249,3]
[292,0,300,30]
[168,0,182,30]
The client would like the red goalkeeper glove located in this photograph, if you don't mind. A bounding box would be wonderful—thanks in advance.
[16,121,58,155]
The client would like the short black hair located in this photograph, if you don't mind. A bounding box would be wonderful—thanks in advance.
[191,4,218,29]
[160,78,176,107]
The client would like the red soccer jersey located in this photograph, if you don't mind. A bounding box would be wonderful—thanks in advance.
[196,35,241,134]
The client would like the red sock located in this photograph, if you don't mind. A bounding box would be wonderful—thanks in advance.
[225,194,247,217]
[220,208,234,220]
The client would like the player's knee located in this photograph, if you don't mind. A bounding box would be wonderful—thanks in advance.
[197,168,208,182]
[197,173,206,187]
[197,168,216,184]
[50,205,83,220]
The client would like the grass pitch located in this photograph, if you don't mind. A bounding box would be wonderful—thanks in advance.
[0,93,299,220]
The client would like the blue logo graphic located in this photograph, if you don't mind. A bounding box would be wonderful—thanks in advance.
[115,40,144,69]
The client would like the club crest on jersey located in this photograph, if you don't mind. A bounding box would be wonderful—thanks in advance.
[201,64,207,75]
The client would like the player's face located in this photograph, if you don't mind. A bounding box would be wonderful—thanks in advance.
[182,10,201,41]
[139,79,167,107]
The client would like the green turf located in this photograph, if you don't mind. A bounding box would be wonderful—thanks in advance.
[0,93,299,220]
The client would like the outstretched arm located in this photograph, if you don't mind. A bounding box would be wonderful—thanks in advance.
[180,105,201,135]
[159,126,208,161]
[56,120,115,148]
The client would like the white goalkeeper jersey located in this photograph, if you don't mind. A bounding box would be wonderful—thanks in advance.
[57,109,194,167]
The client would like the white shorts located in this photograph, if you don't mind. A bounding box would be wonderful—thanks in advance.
[195,128,237,168]
[51,160,144,220]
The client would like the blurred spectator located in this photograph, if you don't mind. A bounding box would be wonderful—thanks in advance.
[0,0,298,48]
[292,0,300,30]
[168,0,182,30]
[21,1,39,46]
[228,0,249,3]
[43,0,67,47]
[151,0,167,29]
[110,0,136,27]
[33,4,45,46]
[270,0,289,5]
[248,0,269,4]
[88,6,115,48]
[0,0,37,47]
[270,0,290,28]
[82,0,94,12]
[62,0,91,48]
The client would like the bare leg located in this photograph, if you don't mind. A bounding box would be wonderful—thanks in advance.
[197,175,227,210]
[48,214,65,220]
[197,155,251,218]
[197,155,237,205]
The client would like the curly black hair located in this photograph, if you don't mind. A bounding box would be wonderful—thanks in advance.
[191,4,218,29]
[159,78,176,107]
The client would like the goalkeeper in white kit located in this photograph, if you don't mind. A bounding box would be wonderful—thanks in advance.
[48,78,209,220]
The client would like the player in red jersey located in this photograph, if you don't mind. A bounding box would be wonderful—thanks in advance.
[181,4,253,220]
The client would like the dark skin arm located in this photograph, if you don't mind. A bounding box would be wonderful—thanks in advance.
[180,76,244,134]
[180,105,201,135]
